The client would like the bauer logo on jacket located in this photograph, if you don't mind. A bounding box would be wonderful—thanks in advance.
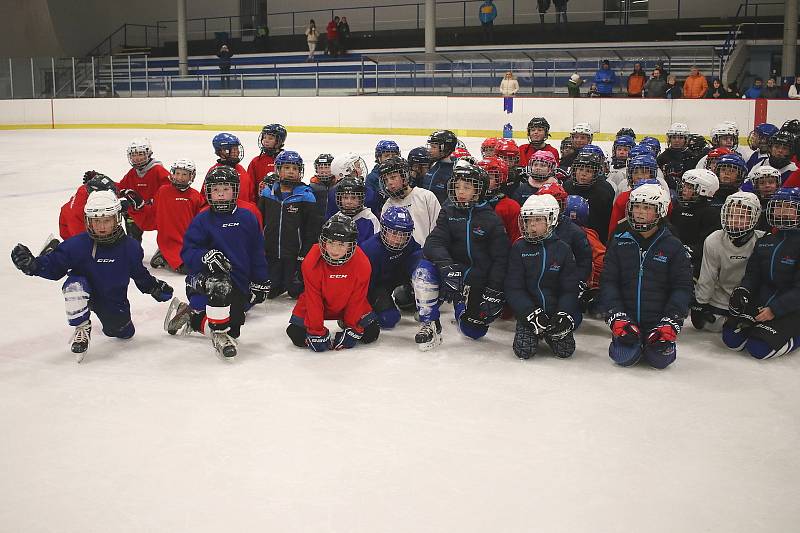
[472,226,486,237]
[548,262,561,272]
[652,251,669,264]
[780,255,796,266]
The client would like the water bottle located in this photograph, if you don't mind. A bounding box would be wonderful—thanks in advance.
[503,123,513,139]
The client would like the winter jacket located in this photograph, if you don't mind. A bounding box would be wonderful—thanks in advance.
[665,83,682,99]
[259,182,321,261]
[420,159,455,205]
[505,235,581,323]
[600,224,692,329]
[593,67,617,96]
[739,231,800,318]
[683,73,708,99]
[554,217,592,283]
[627,71,646,97]
[500,78,520,96]
[743,86,763,99]
[423,202,510,291]
[695,229,764,310]
[668,198,721,267]
[310,180,333,221]
[563,178,615,245]
[761,86,782,99]
[479,1,498,24]
[644,77,667,98]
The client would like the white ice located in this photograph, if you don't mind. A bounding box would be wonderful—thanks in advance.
[0,129,799,533]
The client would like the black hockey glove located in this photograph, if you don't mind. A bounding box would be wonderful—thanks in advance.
[439,264,465,301]
[525,308,550,335]
[547,311,575,340]
[120,189,145,211]
[331,328,363,350]
[306,331,331,352]
[11,244,37,276]
[729,287,756,318]
[201,249,232,275]
[82,170,98,184]
[249,281,270,305]
[478,287,505,323]
[150,279,174,302]
[690,301,717,330]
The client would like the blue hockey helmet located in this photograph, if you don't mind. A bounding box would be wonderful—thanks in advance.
[212,133,243,164]
[375,140,401,162]
[565,195,589,227]
[380,206,415,251]
[627,154,658,187]
[767,187,800,230]
[275,150,304,185]
[715,153,748,190]
[640,136,662,156]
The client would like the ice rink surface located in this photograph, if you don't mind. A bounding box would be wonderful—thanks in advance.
[1,128,799,532]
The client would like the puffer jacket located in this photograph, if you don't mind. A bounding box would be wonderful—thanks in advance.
[739,231,800,318]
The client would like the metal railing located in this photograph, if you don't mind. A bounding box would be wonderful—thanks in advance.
[718,1,786,78]
[86,24,163,57]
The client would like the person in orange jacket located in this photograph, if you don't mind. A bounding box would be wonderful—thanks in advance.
[683,66,709,99]
[626,62,647,97]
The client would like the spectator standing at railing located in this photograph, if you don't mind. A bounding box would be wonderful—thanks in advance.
[338,17,351,55]
[626,62,646,98]
[665,74,682,99]
[761,78,783,99]
[217,44,233,89]
[643,68,666,98]
[537,0,551,23]
[554,0,568,25]
[566,73,583,97]
[682,66,708,99]
[788,76,800,99]
[706,78,729,99]
[593,60,618,97]
[305,20,319,62]
[479,0,498,43]
[326,16,340,57]
[500,71,519,113]
[743,78,763,99]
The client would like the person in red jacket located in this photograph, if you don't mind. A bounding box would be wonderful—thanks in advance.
[59,172,119,240]
[477,156,521,243]
[326,16,340,56]
[286,213,379,351]
[150,159,207,273]
[204,133,256,204]
[518,117,560,167]
[247,123,286,188]
[118,138,172,241]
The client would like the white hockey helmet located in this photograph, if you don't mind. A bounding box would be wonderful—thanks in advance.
[721,191,761,239]
[331,152,369,181]
[678,168,720,206]
[126,137,153,170]
[666,122,690,144]
[519,194,560,243]
[571,122,594,138]
[627,183,670,231]
[169,159,197,190]
[749,165,781,184]
[84,190,125,244]
[711,121,740,148]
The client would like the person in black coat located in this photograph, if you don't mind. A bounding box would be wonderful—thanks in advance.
[723,187,800,359]
[668,168,722,277]
[506,194,580,359]
[420,163,509,342]
[563,151,615,245]
[600,183,692,369]
[217,44,233,88]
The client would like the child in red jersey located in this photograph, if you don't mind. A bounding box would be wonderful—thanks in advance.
[286,213,379,351]
[59,171,118,240]
[247,123,286,186]
[118,138,171,241]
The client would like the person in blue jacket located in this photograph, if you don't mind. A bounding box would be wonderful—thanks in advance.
[505,194,580,359]
[479,0,498,42]
[420,130,458,205]
[164,166,270,359]
[258,150,321,299]
[417,162,510,348]
[723,187,800,359]
[600,183,692,369]
[362,206,423,332]
[10,190,174,362]
[593,59,617,97]
[365,140,401,195]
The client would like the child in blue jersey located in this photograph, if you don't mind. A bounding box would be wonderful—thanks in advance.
[600,183,692,369]
[362,206,423,330]
[11,190,174,362]
[334,178,380,245]
[164,166,269,359]
[258,150,321,299]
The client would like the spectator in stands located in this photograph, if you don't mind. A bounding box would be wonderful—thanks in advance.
[655,60,669,78]
[665,74,682,99]
[706,78,729,99]
[305,20,319,62]
[326,16,340,57]
[788,75,800,99]
[554,0,568,24]
[683,66,708,99]
[743,78,764,99]
[338,17,351,55]
[479,1,498,43]
[537,0,551,23]
[644,68,666,98]
[217,44,233,88]
[593,60,617,97]
[627,62,646,98]
[500,71,519,112]
[727,81,743,98]
[587,83,601,98]
[566,73,583,97]
[761,77,782,99]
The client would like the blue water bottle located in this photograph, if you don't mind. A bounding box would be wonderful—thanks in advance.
[503,123,513,139]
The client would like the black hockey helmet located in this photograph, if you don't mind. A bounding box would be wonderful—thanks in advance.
[616,127,636,140]
[319,212,358,265]
[378,156,411,199]
[427,130,458,159]
[527,117,551,138]
[447,162,489,209]
[335,177,366,216]
[258,123,287,154]
[204,166,240,214]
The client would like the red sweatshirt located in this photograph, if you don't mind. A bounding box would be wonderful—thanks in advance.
[519,143,559,167]
[59,185,90,240]
[247,153,276,194]
[205,163,256,205]
[291,244,373,336]
[154,184,207,269]
[119,162,171,231]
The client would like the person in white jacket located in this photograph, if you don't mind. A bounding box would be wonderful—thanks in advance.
[500,71,520,113]
[304,20,319,62]
[788,75,800,99]
[692,191,764,332]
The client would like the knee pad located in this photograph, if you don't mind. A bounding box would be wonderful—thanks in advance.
[609,338,643,367]
[513,322,538,359]
[412,261,441,323]
[377,307,401,329]
[62,275,91,326]
[286,323,308,347]
[643,341,676,369]
[205,275,233,307]
[361,320,380,344]
[722,326,747,351]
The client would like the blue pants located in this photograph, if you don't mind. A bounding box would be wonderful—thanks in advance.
[722,322,800,360]
[609,337,676,369]
[62,275,134,339]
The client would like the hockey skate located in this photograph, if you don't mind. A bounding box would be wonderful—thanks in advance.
[39,233,60,256]
[164,297,192,335]
[415,319,442,351]
[70,321,92,363]
[150,249,167,269]
[212,330,238,358]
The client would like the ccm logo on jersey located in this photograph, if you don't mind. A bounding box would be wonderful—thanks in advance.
[329,274,348,279]
[97,258,115,263]
[222,222,240,228]
[175,197,189,202]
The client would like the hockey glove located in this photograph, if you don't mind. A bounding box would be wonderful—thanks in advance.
[525,308,551,335]
[478,287,505,323]
[11,244,37,276]
[201,249,232,275]
[439,264,465,301]
[729,287,756,318]
[647,317,681,344]
[331,328,363,350]
[306,332,331,352]
[150,279,174,302]
[608,312,641,345]
[690,302,717,330]
[120,189,145,211]
[82,170,98,184]
[547,312,575,340]
[249,281,270,305]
